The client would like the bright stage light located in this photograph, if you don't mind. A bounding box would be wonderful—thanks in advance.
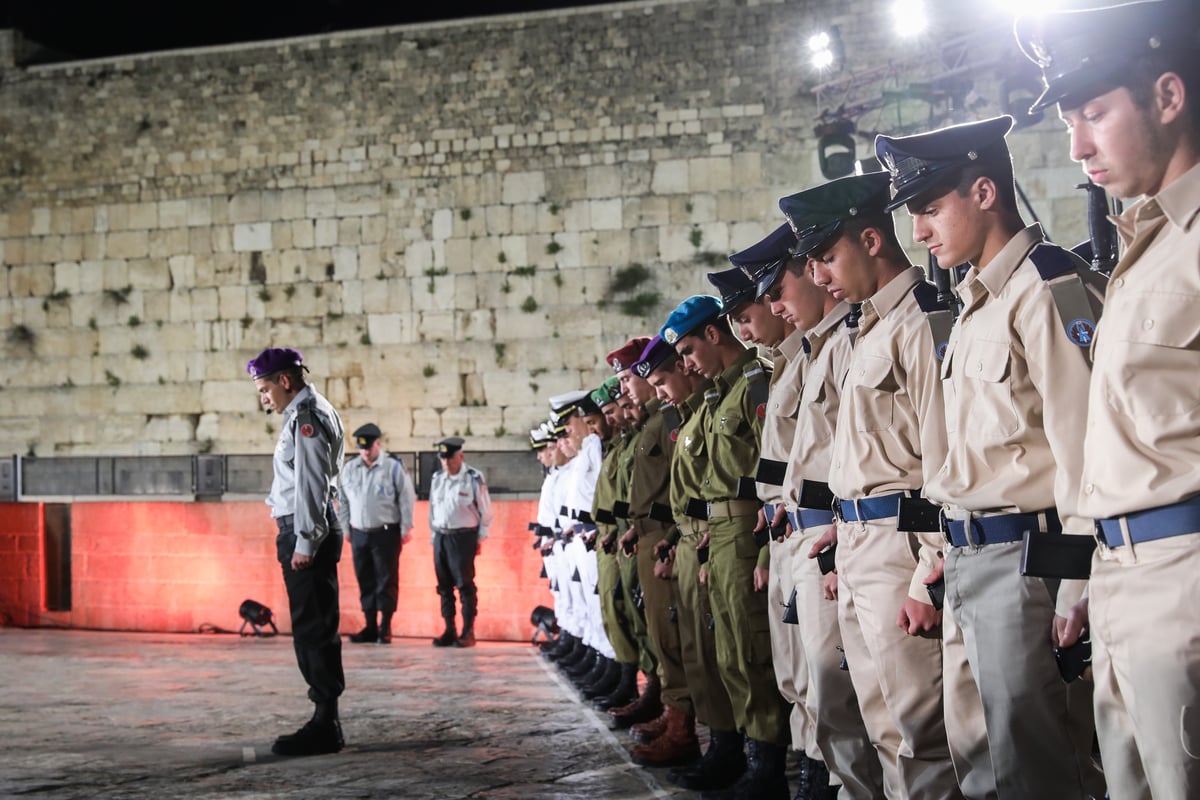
[999,0,1065,16]
[807,27,842,72]
[893,0,928,37]
[809,31,831,53]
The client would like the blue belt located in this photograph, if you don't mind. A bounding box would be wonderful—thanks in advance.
[837,491,914,523]
[763,503,777,523]
[789,509,836,530]
[1098,495,1200,548]
[947,510,1060,548]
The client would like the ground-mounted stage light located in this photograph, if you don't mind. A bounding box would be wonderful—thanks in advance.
[238,599,278,637]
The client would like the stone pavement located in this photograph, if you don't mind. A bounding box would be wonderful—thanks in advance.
[0,629,704,799]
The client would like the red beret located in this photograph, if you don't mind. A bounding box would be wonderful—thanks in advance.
[605,337,652,373]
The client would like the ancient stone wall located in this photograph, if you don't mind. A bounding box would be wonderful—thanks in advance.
[0,0,1090,457]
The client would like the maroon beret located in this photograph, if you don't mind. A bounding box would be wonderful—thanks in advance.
[605,336,652,373]
[247,347,305,380]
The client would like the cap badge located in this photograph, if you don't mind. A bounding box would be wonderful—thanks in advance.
[967,150,978,161]
[611,358,623,371]
[663,328,679,345]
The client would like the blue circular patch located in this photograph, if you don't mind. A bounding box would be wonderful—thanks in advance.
[936,342,948,362]
[1067,318,1096,347]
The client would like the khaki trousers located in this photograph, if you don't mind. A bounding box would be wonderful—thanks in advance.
[634,518,691,715]
[767,534,812,751]
[675,522,736,731]
[707,516,790,746]
[1090,533,1200,800]
[836,518,962,800]
[794,524,885,800]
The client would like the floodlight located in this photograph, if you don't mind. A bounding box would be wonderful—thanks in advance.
[893,0,928,37]
[807,27,843,72]
[238,598,278,637]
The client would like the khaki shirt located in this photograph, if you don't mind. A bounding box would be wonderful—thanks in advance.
[927,225,1105,538]
[670,382,715,520]
[1080,162,1200,520]
[757,329,807,506]
[629,398,677,518]
[830,266,948,601]
[784,302,854,509]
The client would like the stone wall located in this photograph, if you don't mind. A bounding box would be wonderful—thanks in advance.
[0,0,1090,457]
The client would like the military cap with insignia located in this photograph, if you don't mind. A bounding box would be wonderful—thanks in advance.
[1016,0,1200,112]
[659,295,724,345]
[778,172,893,258]
[529,425,552,451]
[246,347,307,380]
[548,390,589,424]
[727,223,800,301]
[352,422,382,449]
[591,376,622,409]
[574,391,603,418]
[436,436,465,458]
[632,334,675,379]
[706,266,758,316]
[605,337,652,374]
[875,116,1015,212]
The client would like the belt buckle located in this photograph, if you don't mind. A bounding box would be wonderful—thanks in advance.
[1094,518,1111,547]
[832,497,846,523]
[939,508,953,546]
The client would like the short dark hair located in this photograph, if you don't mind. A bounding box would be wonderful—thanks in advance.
[836,210,906,259]
[1124,49,1200,130]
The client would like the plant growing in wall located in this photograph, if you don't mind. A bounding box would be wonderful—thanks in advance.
[131,345,149,360]
[601,263,661,319]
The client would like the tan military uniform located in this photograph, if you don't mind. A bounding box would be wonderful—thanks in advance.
[615,422,657,677]
[1079,163,1200,800]
[828,266,961,799]
[701,347,790,747]
[628,398,690,716]
[926,225,1106,799]
[670,382,736,732]
[783,301,885,800]
[759,328,812,755]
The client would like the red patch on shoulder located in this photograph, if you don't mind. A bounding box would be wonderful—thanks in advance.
[300,423,315,438]
[669,429,679,442]
[756,403,766,419]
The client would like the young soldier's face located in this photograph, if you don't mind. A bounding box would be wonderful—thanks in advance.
[647,364,691,405]
[1060,84,1174,199]
[601,403,623,431]
[619,370,655,406]
[906,184,987,269]
[769,266,828,331]
[730,300,789,347]
[808,233,877,304]
[618,395,644,425]
[583,413,609,439]
[254,374,291,414]
[674,327,724,379]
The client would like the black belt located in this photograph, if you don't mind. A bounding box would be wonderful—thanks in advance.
[436,526,479,536]
[946,510,1060,548]
[1098,495,1200,548]
[352,523,400,535]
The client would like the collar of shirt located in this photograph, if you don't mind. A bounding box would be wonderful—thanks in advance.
[961,224,1046,309]
[714,345,758,394]
[805,300,852,360]
[777,327,808,362]
[644,397,662,417]
[1157,160,1200,231]
[682,381,712,418]
[281,384,314,421]
[859,265,923,336]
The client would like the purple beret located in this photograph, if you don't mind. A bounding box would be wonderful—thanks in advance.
[631,335,676,379]
[247,347,305,380]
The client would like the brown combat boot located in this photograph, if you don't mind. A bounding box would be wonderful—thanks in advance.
[629,707,670,744]
[630,705,700,767]
[608,674,662,730]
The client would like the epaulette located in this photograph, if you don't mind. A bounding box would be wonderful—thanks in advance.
[744,358,770,417]
[912,281,953,362]
[466,466,486,485]
[661,404,682,433]
[1030,243,1102,352]
[704,386,722,407]
[293,397,331,441]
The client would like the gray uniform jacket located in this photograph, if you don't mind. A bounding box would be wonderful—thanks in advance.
[337,451,416,534]
[266,385,346,557]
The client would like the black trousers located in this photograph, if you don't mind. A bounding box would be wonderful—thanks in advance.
[350,525,402,616]
[432,528,479,626]
[277,517,344,704]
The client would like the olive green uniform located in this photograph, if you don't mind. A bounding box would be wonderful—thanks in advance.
[671,381,737,731]
[702,346,790,747]
[594,431,640,666]
[614,422,656,676]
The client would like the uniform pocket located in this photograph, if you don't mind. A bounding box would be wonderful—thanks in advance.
[959,339,1018,436]
[851,355,896,433]
[1107,294,1200,419]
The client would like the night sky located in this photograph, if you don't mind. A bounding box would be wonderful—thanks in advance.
[3,0,613,62]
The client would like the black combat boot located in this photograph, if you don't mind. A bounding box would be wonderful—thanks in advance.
[377,612,393,644]
[455,619,476,648]
[668,729,746,791]
[348,612,378,644]
[594,661,639,710]
[731,738,789,800]
[573,653,610,689]
[582,657,623,699]
[432,618,457,647]
[271,700,344,756]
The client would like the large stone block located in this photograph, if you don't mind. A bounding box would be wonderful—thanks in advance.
[105,231,149,260]
[233,223,273,252]
[502,171,546,205]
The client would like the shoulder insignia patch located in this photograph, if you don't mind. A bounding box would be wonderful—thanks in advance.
[1066,318,1096,347]
[670,428,679,442]
[756,402,766,419]
[300,423,315,438]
